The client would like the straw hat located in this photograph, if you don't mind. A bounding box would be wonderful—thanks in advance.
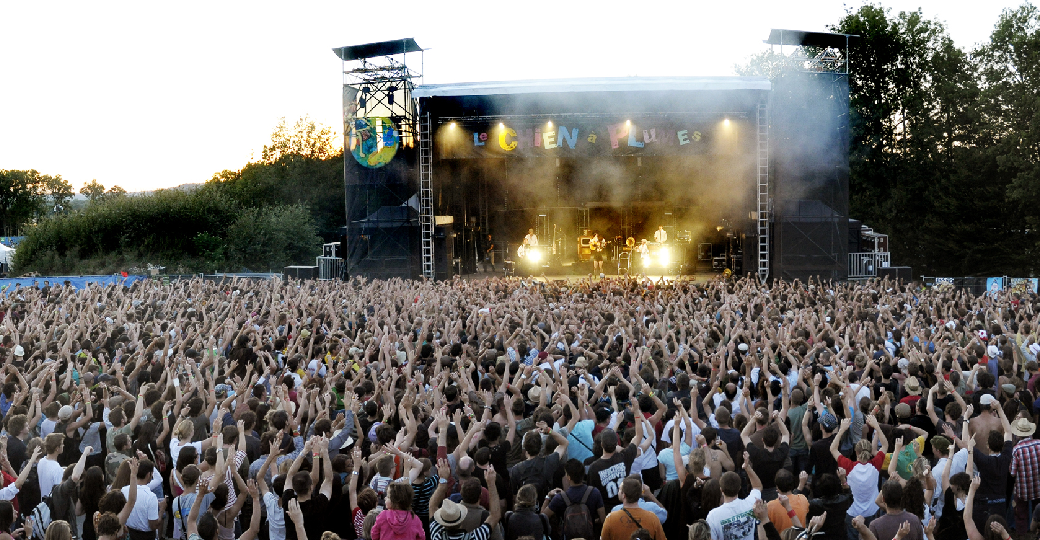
[904,376,923,396]
[434,500,468,527]
[1011,417,1036,438]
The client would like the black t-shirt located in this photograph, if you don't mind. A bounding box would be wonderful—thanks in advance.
[282,490,330,540]
[808,435,838,479]
[747,442,790,490]
[975,440,1013,500]
[587,443,638,510]
[936,488,966,540]
[717,427,744,468]
[6,436,26,472]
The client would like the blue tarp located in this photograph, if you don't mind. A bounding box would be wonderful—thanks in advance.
[0,275,146,290]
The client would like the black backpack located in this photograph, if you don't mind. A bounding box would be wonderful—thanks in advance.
[560,487,596,540]
[511,456,548,498]
[503,509,550,540]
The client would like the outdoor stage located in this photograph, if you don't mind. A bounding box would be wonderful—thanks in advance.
[337,34,853,283]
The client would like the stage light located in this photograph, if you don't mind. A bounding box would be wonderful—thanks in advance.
[499,122,504,129]
[658,247,671,267]
[716,226,724,232]
[625,120,631,126]
[723,118,731,127]
[450,122,457,129]
[528,249,542,263]
[547,121,553,127]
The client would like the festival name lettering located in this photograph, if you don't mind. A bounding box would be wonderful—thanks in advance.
[469,122,703,151]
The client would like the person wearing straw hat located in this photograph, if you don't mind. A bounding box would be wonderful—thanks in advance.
[1009,415,1040,533]
[899,376,923,407]
[428,459,501,540]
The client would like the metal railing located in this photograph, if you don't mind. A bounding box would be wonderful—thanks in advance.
[316,257,343,280]
[848,252,890,279]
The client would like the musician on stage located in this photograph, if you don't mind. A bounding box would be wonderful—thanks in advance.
[654,225,668,243]
[523,228,539,247]
[637,238,651,265]
[482,234,495,272]
[590,232,606,276]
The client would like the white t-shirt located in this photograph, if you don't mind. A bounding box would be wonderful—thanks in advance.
[931,449,968,517]
[846,462,881,517]
[170,437,203,467]
[37,457,64,497]
[707,488,761,540]
[122,484,159,532]
[661,418,701,447]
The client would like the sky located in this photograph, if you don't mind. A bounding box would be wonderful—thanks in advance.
[0,0,1027,193]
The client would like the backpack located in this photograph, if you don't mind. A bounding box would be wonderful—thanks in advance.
[511,457,548,498]
[502,509,550,540]
[30,496,54,540]
[560,487,596,540]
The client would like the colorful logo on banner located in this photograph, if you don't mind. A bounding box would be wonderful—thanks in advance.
[1010,278,1039,294]
[349,117,399,168]
[986,277,1004,295]
[440,119,732,159]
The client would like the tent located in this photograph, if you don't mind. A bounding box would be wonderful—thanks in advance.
[0,244,13,266]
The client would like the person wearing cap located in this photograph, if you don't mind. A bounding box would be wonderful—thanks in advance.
[807,410,840,480]
[428,460,501,540]
[969,392,1004,452]
[1009,415,1040,533]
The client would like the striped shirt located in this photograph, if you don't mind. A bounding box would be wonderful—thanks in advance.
[412,475,439,519]
[430,520,490,540]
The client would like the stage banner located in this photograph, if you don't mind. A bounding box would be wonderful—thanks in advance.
[438,119,733,159]
[986,277,1004,295]
[1010,278,1038,294]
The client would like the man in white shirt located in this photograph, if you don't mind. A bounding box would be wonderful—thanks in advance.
[654,226,667,243]
[37,433,66,497]
[121,460,167,540]
[523,229,538,246]
[707,452,763,540]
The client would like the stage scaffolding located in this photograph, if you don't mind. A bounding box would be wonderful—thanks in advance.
[333,39,426,279]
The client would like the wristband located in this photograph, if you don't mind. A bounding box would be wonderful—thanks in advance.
[787,509,796,518]
[438,478,448,484]
[312,453,320,458]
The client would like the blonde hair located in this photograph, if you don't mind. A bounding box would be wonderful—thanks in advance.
[362,509,381,540]
[855,440,874,463]
[688,520,711,540]
[688,448,706,474]
[515,484,538,507]
[45,520,72,540]
[174,419,194,441]
[912,456,931,480]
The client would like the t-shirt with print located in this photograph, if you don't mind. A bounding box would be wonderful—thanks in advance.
[587,444,639,510]
[706,488,762,540]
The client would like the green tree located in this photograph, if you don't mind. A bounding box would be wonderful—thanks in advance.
[106,185,127,198]
[260,116,337,163]
[80,179,106,202]
[44,175,75,215]
[0,170,47,236]
[977,4,1040,271]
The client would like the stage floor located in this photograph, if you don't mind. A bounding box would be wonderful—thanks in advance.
[459,270,721,283]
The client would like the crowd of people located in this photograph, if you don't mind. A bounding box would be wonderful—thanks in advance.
[0,274,1037,540]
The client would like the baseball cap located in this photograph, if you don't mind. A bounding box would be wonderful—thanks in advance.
[820,412,838,431]
[980,393,996,406]
[895,403,912,418]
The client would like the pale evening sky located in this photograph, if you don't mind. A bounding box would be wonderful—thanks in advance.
[0,0,1025,193]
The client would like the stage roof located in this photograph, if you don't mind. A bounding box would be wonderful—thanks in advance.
[764,29,858,49]
[332,39,422,61]
[412,76,770,99]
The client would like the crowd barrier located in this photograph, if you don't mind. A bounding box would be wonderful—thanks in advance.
[0,272,283,290]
